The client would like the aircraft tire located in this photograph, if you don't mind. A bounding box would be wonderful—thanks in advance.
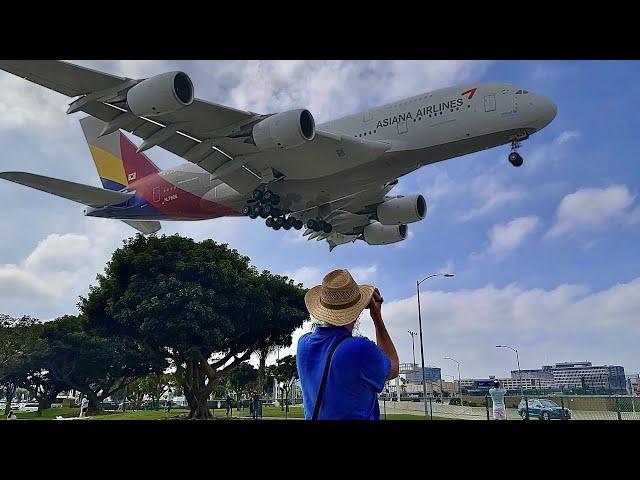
[306,219,316,230]
[252,189,263,201]
[322,223,333,234]
[273,224,281,231]
[266,217,274,228]
[294,220,303,230]
[242,205,252,216]
[509,152,523,167]
[270,194,281,205]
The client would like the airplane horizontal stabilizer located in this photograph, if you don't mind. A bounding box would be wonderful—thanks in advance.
[121,220,161,235]
[0,171,133,208]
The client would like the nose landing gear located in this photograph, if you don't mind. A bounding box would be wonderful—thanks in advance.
[508,138,525,167]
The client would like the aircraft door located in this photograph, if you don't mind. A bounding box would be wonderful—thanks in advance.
[152,187,160,202]
[484,95,496,112]
[397,118,408,134]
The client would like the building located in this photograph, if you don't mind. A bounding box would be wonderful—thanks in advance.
[455,376,555,394]
[515,362,627,392]
[403,365,441,384]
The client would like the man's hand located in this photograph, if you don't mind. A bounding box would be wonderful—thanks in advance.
[368,288,383,319]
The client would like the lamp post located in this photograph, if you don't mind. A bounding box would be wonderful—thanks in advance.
[444,357,462,405]
[496,344,526,419]
[416,272,454,418]
[407,330,418,368]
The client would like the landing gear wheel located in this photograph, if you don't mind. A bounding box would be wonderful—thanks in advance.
[273,224,281,231]
[242,205,252,216]
[314,221,326,233]
[249,213,258,220]
[271,208,282,218]
[262,204,272,216]
[270,193,281,206]
[252,189,264,201]
[509,151,523,167]
[322,222,333,234]
[283,217,294,230]
[275,217,284,227]
[306,219,316,230]
[263,190,273,203]
[252,205,263,216]
[294,220,303,230]
[265,217,274,228]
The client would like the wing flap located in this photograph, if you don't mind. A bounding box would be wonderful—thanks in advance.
[0,172,133,208]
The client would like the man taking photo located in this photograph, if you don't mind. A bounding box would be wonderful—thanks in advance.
[296,269,399,420]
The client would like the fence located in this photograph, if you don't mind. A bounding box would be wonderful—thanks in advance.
[379,394,640,420]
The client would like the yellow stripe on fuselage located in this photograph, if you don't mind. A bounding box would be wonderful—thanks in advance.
[88,144,127,186]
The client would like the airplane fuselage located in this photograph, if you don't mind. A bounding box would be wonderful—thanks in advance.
[86,82,557,222]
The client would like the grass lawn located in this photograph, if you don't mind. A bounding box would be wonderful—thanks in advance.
[3,405,449,421]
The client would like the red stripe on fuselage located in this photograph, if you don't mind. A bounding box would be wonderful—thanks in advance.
[120,134,160,182]
[129,173,240,220]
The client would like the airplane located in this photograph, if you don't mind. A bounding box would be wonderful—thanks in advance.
[0,61,557,250]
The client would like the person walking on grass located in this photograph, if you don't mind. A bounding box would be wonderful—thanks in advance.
[225,394,232,418]
[166,389,174,413]
[297,269,399,420]
[489,380,508,420]
[79,396,89,418]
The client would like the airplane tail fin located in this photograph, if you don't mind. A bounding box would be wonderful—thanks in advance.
[79,116,160,192]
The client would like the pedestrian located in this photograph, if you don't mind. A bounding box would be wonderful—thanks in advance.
[249,397,254,417]
[166,389,174,413]
[217,400,221,410]
[6,409,17,420]
[252,392,260,420]
[297,269,399,420]
[489,380,508,420]
[225,394,232,418]
[79,396,89,418]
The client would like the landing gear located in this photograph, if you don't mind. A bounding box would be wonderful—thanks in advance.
[306,218,333,233]
[509,138,524,167]
[509,151,523,167]
[245,187,308,233]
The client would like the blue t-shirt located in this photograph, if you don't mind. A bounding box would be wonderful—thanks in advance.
[296,326,391,420]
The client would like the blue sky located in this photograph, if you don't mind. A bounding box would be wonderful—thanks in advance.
[0,60,638,379]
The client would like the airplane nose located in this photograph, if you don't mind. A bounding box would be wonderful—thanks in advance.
[536,94,557,128]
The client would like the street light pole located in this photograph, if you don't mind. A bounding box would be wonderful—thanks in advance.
[416,272,454,418]
[408,330,418,368]
[496,344,526,419]
[444,357,462,405]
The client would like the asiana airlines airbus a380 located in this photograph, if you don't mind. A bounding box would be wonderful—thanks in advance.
[0,61,556,250]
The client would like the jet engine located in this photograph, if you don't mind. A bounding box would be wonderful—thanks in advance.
[363,222,408,245]
[126,71,194,117]
[252,109,316,150]
[377,194,427,225]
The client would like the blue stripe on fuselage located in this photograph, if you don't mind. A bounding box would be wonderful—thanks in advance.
[87,193,168,220]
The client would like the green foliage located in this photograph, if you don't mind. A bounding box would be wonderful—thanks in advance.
[79,234,308,418]
[226,362,259,396]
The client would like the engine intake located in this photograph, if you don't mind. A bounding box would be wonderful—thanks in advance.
[252,109,316,151]
[127,71,194,117]
[363,222,408,245]
[377,194,427,225]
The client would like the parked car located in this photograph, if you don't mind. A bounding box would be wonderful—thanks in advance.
[50,403,63,408]
[518,398,571,420]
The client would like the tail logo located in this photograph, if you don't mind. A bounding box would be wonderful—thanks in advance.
[128,172,137,182]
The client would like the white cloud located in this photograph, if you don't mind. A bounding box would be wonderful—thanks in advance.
[487,216,541,258]
[354,277,640,377]
[457,174,525,221]
[554,130,580,145]
[547,185,637,238]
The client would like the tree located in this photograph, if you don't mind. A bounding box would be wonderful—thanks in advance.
[0,315,44,416]
[226,362,259,409]
[81,234,308,419]
[40,315,164,413]
[272,355,298,414]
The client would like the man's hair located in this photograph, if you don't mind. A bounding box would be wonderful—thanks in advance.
[493,380,500,388]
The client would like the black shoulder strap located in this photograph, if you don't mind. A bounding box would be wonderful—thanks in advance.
[312,335,350,420]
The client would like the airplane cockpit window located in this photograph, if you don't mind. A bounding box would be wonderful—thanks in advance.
[515,89,529,94]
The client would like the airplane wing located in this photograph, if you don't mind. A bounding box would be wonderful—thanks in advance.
[295,180,400,251]
[121,220,161,235]
[0,171,133,208]
[0,61,389,193]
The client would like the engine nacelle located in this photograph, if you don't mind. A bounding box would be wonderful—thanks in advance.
[126,71,194,117]
[252,109,315,150]
[377,194,427,225]
[363,222,408,245]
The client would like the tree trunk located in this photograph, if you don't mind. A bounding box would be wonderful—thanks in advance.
[86,391,103,414]
[3,383,16,417]
[184,360,214,420]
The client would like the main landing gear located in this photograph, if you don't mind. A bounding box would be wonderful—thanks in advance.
[508,138,524,167]
[306,218,333,234]
[243,188,303,231]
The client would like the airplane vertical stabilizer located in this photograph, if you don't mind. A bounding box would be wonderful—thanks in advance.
[80,116,160,191]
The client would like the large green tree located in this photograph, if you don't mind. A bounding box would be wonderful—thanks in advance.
[0,315,44,416]
[272,355,298,413]
[80,234,308,419]
[40,315,164,413]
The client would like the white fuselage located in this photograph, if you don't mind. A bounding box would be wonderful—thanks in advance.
[150,82,557,217]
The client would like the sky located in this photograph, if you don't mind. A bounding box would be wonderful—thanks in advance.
[0,60,639,380]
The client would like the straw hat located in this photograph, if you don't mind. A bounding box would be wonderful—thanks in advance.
[304,269,375,326]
